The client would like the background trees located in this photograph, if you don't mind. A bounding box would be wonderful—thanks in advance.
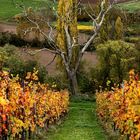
[94,40,137,89]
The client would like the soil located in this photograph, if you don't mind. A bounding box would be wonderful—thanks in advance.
[0,22,98,75]
[0,22,16,33]
[19,48,97,74]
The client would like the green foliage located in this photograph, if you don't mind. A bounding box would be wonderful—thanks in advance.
[0,32,27,46]
[99,7,125,42]
[126,12,140,25]
[125,24,140,37]
[0,32,53,49]
[0,48,8,69]
[0,44,47,82]
[115,16,123,39]
[56,0,79,66]
[0,0,55,20]
[117,1,140,13]
[45,73,69,91]
[77,72,95,94]
[135,41,140,72]
[0,32,11,46]
[91,40,137,89]
[125,36,140,43]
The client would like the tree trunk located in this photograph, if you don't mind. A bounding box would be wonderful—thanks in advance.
[68,70,79,95]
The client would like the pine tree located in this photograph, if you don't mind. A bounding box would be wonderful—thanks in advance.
[56,0,80,94]
[115,16,123,39]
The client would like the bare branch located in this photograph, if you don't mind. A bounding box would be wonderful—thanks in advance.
[84,8,98,29]
[22,48,59,57]
[75,1,114,72]
[22,26,37,37]
[33,48,59,55]
[46,54,57,67]
[96,0,105,21]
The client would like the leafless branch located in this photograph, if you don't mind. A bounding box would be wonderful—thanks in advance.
[22,48,59,58]
[84,8,98,29]
[75,0,114,72]
[46,54,57,67]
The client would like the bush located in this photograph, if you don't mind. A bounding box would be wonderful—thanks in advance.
[89,40,138,89]
[24,60,47,83]
[125,25,140,37]
[0,32,11,46]
[125,37,140,43]
[1,44,47,83]
[99,7,126,42]
[0,32,52,49]
[45,73,69,91]
[135,41,140,72]
[9,33,27,47]
[126,12,140,25]
[77,71,96,94]
[0,32,27,47]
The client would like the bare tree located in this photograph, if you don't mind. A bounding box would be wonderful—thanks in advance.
[14,0,114,95]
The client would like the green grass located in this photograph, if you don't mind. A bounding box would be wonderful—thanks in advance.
[78,22,93,26]
[117,0,140,13]
[129,24,140,30]
[0,0,54,21]
[38,101,107,140]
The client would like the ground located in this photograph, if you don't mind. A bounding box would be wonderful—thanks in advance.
[37,100,106,140]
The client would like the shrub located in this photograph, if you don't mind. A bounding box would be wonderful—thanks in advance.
[126,12,140,25]
[1,44,47,83]
[125,37,140,44]
[9,33,27,47]
[45,73,69,91]
[91,40,138,89]
[0,32,52,49]
[77,70,96,94]
[0,32,11,46]
[24,60,47,83]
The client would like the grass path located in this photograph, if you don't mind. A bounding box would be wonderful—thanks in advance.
[43,101,107,140]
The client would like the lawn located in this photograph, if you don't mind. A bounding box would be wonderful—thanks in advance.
[117,0,140,13]
[0,0,53,21]
[0,0,93,32]
[38,100,107,140]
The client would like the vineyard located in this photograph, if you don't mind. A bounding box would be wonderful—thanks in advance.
[0,0,140,139]
[96,70,140,139]
[0,69,69,139]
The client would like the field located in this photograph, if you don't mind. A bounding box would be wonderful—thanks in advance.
[1,0,139,21]
[0,0,53,21]
[117,0,140,13]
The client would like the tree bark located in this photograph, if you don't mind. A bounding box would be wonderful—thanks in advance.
[68,70,79,95]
